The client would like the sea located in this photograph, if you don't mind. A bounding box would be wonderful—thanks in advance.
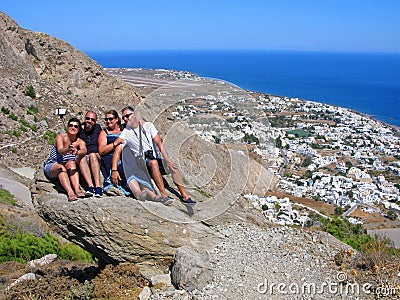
[85,50,400,127]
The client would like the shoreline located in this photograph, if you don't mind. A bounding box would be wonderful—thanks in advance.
[108,67,400,132]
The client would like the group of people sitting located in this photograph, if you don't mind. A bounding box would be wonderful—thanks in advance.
[43,106,196,206]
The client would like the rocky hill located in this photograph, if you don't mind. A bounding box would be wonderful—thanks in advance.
[0,11,140,168]
[0,11,383,300]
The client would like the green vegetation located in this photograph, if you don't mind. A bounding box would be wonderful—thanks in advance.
[386,210,398,221]
[12,130,20,138]
[334,206,343,215]
[43,130,57,145]
[195,186,211,198]
[1,107,10,115]
[9,113,17,121]
[268,115,294,128]
[19,118,37,131]
[318,216,399,254]
[0,214,93,264]
[24,85,36,98]
[0,188,16,206]
[243,133,259,144]
[0,188,93,264]
[275,137,282,148]
[287,129,310,138]
[301,157,313,168]
[29,124,37,131]
[320,217,372,251]
[27,105,39,115]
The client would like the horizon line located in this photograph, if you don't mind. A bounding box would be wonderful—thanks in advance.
[83,49,400,55]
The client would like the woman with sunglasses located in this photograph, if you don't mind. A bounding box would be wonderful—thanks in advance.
[43,118,88,201]
[98,110,130,196]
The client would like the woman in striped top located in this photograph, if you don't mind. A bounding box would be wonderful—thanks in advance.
[44,117,88,201]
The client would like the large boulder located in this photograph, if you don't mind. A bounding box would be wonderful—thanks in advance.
[32,170,224,265]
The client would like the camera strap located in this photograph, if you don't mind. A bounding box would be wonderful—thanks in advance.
[138,124,144,158]
[134,124,153,155]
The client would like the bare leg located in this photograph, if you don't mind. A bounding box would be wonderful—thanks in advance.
[169,167,189,200]
[77,156,94,188]
[65,161,82,194]
[128,178,159,200]
[51,163,74,197]
[128,179,142,198]
[89,153,101,187]
[140,186,159,200]
[147,160,167,196]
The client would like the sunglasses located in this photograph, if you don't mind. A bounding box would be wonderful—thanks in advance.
[104,117,115,122]
[122,112,133,120]
[68,124,79,129]
[85,117,96,122]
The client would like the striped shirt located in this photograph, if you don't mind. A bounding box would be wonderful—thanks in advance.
[44,145,76,166]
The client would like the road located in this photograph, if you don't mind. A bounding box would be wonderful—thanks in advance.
[0,176,33,209]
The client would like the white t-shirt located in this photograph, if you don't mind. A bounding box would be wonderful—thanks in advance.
[119,122,158,157]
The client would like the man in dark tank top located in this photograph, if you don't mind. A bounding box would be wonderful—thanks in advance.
[79,110,103,197]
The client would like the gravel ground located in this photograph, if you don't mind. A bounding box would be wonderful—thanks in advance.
[151,224,375,300]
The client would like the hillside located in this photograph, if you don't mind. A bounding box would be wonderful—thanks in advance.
[0,11,140,168]
[0,11,397,300]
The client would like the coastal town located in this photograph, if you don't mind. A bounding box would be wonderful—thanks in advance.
[112,68,400,231]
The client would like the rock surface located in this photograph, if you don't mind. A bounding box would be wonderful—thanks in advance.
[171,246,213,291]
[32,176,222,265]
[0,11,140,168]
[151,224,374,299]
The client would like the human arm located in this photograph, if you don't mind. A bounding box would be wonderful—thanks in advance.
[98,130,109,156]
[56,133,74,156]
[99,130,125,156]
[75,139,87,159]
[152,134,178,170]
[111,144,123,186]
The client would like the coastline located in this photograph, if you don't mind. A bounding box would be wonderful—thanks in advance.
[107,67,400,240]
[90,50,400,128]
[108,66,400,133]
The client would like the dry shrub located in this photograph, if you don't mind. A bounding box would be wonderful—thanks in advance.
[358,238,400,285]
[91,263,148,300]
[0,260,98,300]
[2,276,83,300]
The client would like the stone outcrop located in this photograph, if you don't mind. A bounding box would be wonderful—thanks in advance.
[0,11,140,167]
[170,246,213,291]
[32,169,223,265]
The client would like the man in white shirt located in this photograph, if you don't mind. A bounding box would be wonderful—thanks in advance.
[112,106,196,205]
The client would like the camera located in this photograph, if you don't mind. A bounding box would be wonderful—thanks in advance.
[144,150,155,160]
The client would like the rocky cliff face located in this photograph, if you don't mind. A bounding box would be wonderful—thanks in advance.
[0,11,140,167]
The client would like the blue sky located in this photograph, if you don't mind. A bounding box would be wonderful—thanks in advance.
[1,0,399,52]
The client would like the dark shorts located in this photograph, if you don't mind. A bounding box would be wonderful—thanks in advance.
[146,158,168,175]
